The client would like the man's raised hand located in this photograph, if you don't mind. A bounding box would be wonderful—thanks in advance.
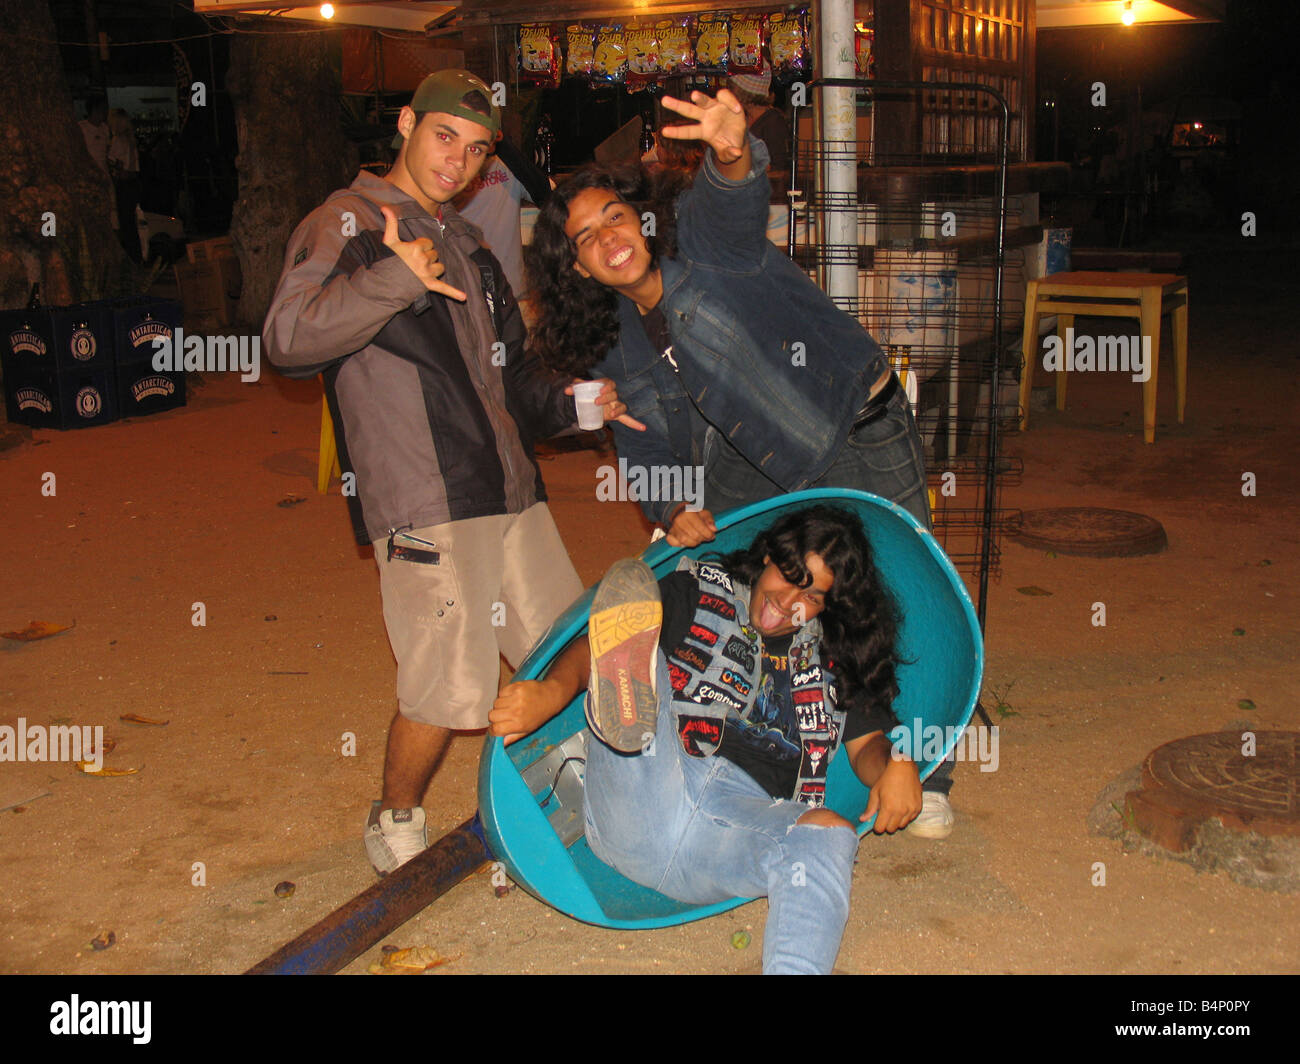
[660,89,748,166]
[380,205,467,302]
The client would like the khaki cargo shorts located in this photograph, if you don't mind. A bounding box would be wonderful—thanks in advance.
[374,503,583,729]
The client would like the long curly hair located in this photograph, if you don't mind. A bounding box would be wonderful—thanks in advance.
[718,505,903,722]
[525,164,685,376]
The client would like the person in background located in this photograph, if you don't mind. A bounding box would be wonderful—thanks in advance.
[108,108,142,263]
[79,98,110,175]
[455,136,552,299]
[727,64,790,204]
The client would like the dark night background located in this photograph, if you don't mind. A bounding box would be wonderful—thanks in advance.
[24,0,1300,250]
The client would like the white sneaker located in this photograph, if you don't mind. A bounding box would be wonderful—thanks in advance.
[906,792,954,839]
[363,801,428,875]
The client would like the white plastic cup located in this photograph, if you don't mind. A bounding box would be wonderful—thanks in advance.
[572,380,605,430]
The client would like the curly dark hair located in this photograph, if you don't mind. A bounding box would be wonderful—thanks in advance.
[525,164,685,376]
[718,505,903,722]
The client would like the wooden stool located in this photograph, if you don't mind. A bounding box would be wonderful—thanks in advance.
[1018,271,1188,443]
[317,394,341,494]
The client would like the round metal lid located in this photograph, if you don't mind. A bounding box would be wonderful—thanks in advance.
[1012,507,1168,557]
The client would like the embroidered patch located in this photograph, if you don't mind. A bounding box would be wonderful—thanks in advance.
[677,715,723,757]
[796,781,826,807]
[697,592,736,621]
[721,635,755,671]
[793,688,824,706]
[667,661,691,692]
[292,247,309,267]
[792,665,823,688]
[716,668,752,698]
[687,622,719,647]
[670,645,709,674]
[689,680,743,713]
[794,701,831,732]
[695,563,734,593]
[799,739,832,779]
[791,642,814,671]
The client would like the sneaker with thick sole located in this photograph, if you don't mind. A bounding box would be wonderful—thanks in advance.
[364,801,428,876]
[586,558,662,753]
[906,791,954,839]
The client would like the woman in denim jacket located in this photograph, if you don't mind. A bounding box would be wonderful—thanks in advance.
[527,88,931,547]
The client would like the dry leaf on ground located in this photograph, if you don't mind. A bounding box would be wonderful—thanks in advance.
[2,620,75,641]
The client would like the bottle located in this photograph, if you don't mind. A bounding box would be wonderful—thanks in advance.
[639,115,656,158]
[534,114,555,177]
[27,283,40,309]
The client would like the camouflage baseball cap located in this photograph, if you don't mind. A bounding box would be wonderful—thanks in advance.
[392,69,500,148]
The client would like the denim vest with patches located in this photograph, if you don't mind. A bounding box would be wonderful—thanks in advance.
[665,558,846,807]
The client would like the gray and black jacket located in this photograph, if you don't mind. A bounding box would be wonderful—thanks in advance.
[263,171,575,545]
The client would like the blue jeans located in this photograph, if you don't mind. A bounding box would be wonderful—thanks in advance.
[701,383,955,793]
[703,381,933,531]
[583,660,860,975]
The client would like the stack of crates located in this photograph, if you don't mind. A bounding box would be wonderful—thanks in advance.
[1,298,185,430]
[174,237,240,331]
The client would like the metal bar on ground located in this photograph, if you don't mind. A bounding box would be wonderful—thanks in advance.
[245,815,492,975]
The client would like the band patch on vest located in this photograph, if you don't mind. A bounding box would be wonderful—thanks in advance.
[670,646,709,674]
[794,700,831,733]
[792,665,822,687]
[791,642,814,671]
[716,668,752,697]
[694,563,734,593]
[678,715,723,757]
[687,622,719,647]
[688,680,743,713]
[667,661,690,692]
[799,739,832,779]
[796,782,826,807]
[721,635,756,671]
[697,592,736,621]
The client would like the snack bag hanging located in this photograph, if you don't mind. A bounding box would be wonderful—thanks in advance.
[657,17,695,75]
[728,13,765,74]
[626,23,662,89]
[593,25,629,83]
[566,24,596,79]
[695,13,730,74]
[520,23,560,87]
[768,11,809,83]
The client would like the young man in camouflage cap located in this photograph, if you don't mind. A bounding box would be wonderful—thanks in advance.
[264,70,634,874]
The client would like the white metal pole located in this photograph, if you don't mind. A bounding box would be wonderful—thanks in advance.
[818,0,858,307]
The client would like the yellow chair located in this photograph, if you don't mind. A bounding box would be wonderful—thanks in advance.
[317,394,341,494]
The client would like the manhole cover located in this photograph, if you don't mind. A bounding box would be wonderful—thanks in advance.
[1011,507,1167,557]
[1126,731,1300,851]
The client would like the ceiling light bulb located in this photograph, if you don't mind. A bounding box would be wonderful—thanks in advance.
[1121,2,1136,26]
[320,3,335,18]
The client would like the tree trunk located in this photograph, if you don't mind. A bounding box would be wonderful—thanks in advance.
[227,23,358,331]
[0,0,136,310]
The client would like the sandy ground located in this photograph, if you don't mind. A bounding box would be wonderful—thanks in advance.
[1,236,1297,978]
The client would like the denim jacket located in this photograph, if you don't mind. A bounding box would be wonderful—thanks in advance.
[595,137,888,526]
